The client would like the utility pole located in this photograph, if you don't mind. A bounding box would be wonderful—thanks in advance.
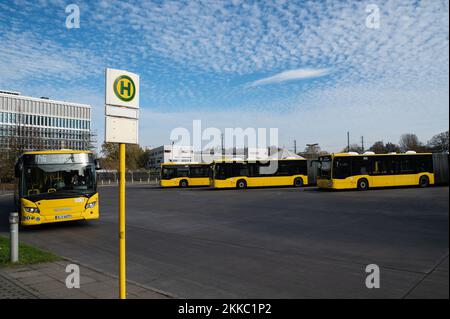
[294,139,297,154]
[347,131,350,152]
[221,133,224,160]
[361,136,364,152]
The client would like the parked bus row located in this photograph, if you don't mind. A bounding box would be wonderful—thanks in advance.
[160,152,448,191]
[161,159,309,189]
[14,150,448,226]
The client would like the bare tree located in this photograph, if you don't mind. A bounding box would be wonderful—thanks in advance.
[427,131,449,153]
[399,134,426,152]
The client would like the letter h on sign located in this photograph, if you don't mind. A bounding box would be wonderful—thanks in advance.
[120,80,131,96]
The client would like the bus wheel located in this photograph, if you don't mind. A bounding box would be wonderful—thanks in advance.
[419,176,430,187]
[236,180,247,189]
[357,178,369,191]
[179,180,188,188]
[293,177,304,187]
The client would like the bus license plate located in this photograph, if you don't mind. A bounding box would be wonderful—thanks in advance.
[55,214,72,220]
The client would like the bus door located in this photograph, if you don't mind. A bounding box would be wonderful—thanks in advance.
[188,165,210,186]
[370,156,395,187]
[269,161,292,186]
[394,156,417,186]
[252,162,269,187]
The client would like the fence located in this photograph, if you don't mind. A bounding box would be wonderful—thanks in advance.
[97,170,160,185]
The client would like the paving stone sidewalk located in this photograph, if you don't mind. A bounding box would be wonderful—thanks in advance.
[0,260,173,299]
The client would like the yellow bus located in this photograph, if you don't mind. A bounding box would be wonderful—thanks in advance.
[317,152,435,190]
[14,150,100,226]
[160,163,211,187]
[211,159,308,189]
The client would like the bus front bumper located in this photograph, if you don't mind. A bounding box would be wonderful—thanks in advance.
[21,210,99,226]
[20,195,100,226]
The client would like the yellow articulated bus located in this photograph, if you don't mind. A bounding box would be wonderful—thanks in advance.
[160,163,212,187]
[317,152,435,190]
[14,150,100,226]
[211,159,308,189]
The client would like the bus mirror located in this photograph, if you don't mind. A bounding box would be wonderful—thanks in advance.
[95,159,101,170]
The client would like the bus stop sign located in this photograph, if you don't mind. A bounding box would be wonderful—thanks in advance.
[105,68,139,144]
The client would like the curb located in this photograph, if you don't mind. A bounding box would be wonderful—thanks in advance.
[59,256,179,299]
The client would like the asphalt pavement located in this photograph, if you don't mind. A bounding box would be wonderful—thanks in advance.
[0,185,448,298]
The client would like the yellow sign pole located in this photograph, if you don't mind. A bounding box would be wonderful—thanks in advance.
[119,143,126,299]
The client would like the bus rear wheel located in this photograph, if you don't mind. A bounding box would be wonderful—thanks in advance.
[293,177,304,187]
[419,176,430,187]
[179,180,188,188]
[357,178,369,191]
[236,180,247,189]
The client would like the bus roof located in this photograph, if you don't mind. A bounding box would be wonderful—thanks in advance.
[22,149,93,155]
[213,158,307,163]
[332,152,432,157]
[161,162,210,166]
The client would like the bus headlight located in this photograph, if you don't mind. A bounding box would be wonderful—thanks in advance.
[24,207,40,213]
[85,201,97,209]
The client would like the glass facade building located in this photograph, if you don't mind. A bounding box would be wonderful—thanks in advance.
[0,91,92,151]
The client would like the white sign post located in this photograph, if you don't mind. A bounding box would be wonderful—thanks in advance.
[105,68,139,144]
[104,68,140,299]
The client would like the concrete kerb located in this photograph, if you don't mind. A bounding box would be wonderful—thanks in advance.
[58,256,179,299]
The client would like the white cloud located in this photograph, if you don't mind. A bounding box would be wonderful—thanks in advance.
[0,0,448,152]
[248,68,331,87]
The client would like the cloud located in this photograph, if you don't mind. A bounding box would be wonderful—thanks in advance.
[248,68,331,87]
[0,0,448,152]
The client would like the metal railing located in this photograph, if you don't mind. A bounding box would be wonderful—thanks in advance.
[97,170,160,185]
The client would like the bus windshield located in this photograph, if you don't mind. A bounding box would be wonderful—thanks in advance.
[20,153,96,198]
[318,156,332,179]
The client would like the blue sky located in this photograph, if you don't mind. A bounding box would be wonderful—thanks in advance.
[0,0,448,152]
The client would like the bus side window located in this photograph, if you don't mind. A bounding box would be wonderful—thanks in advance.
[162,167,176,179]
[334,158,351,179]
[248,163,258,177]
[276,161,290,176]
[287,160,304,175]
[189,166,209,178]
[351,157,369,175]
[376,156,394,175]
[236,165,248,177]
[400,157,415,174]
[416,155,433,173]
[257,161,270,176]
[371,158,386,175]
[178,168,189,178]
